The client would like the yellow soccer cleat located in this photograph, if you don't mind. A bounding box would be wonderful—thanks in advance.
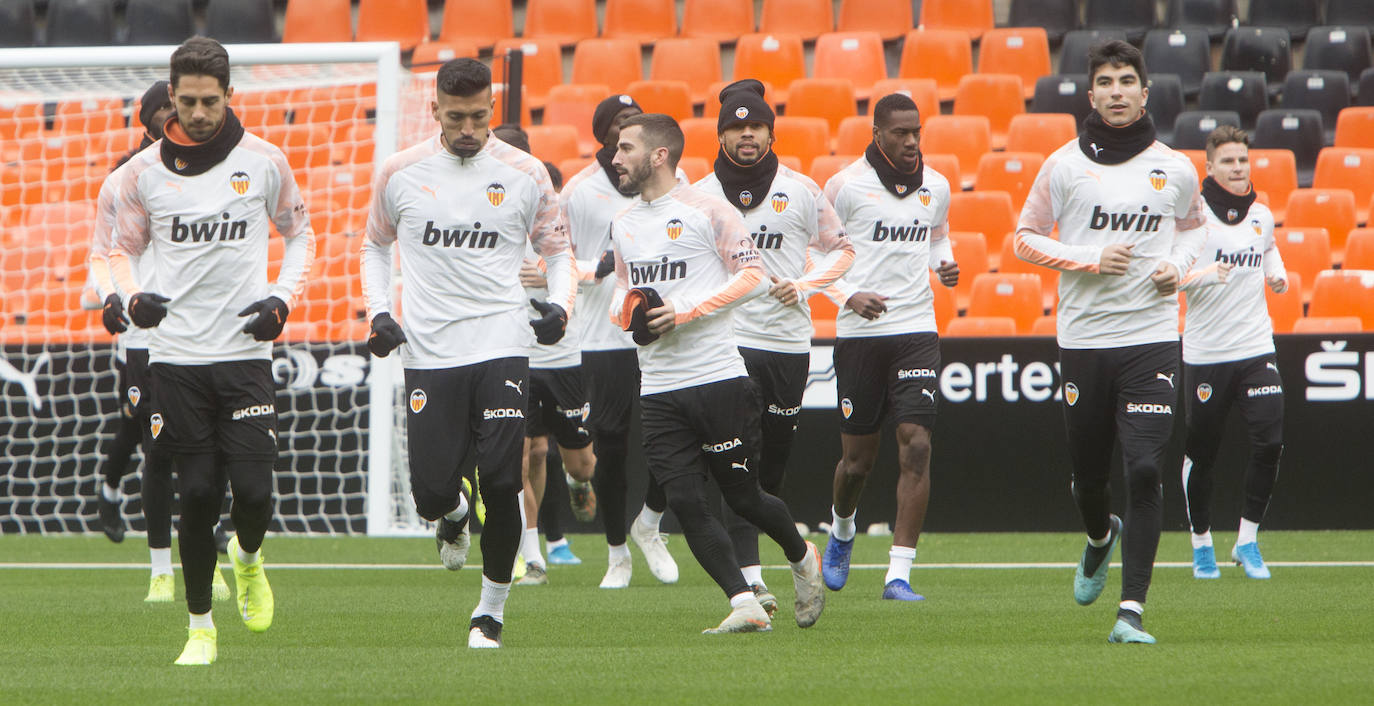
[465,477,486,526]
[212,566,231,602]
[145,573,175,603]
[228,536,274,633]
[173,627,217,666]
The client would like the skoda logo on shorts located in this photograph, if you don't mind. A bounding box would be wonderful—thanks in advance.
[1196,383,1213,403]
[149,413,164,439]
[840,397,854,419]
[1064,382,1079,406]
[409,389,427,414]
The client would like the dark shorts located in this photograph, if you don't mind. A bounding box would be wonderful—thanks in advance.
[526,365,592,449]
[148,360,278,460]
[640,377,761,488]
[739,347,809,423]
[833,332,940,435]
[581,348,640,438]
[1183,352,1284,435]
[121,347,153,420]
[1059,341,1180,474]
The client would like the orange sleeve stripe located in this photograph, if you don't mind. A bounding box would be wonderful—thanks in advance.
[1014,233,1099,273]
[680,267,764,324]
[801,249,855,292]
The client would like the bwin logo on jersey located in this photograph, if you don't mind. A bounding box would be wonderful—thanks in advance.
[771,192,789,213]
[1215,248,1262,268]
[630,257,687,285]
[917,186,932,207]
[1197,383,1213,403]
[149,413,164,439]
[486,183,506,207]
[739,190,753,207]
[666,218,684,240]
[871,219,930,242]
[409,389,427,413]
[751,225,783,250]
[421,221,499,248]
[1087,205,1163,233]
[171,214,248,243]
[229,171,250,196]
[1149,169,1167,191]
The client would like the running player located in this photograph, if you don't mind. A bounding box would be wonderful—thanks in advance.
[817,93,959,603]
[1179,126,1287,581]
[1015,40,1207,643]
[109,37,316,664]
[361,59,575,648]
[609,113,824,634]
[560,94,679,589]
[695,80,853,614]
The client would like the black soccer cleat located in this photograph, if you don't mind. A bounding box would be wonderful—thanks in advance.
[98,492,125,543]
[468,615,503,649]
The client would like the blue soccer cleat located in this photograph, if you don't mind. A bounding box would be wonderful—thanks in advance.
[1192,545,1221,579]
[547,543,581,565]
[1108,618,1157,644]
[821,535,853,591]
[881,579,925,602]
[1074,514,1122,606]
[1232,542,1271,579]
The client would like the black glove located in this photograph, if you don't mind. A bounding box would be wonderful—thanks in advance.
[102,293,128,334]
[368,313,407,357]
[595,249,616,280]
[529,299,567,345]
[621,286,664,346]
[237,296,290,341]
[128,292,170,328]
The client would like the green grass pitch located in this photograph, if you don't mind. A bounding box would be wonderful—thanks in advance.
[2,531,1370,705]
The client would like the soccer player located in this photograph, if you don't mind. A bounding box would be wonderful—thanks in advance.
[1014,40,1207,643]
[695,80,854,614]
[1179,126,1287,581]
[560,94,679,589]
[361,59,575,649]
[89,80,232,604]
[609,113,824,634]
[817,94,959,603]
[109,37,316,664]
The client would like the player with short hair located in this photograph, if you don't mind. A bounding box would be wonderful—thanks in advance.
[361,58,575,648]
[560,94,680,589]
[817,93,959,603]
[109,37,316,664]
[1179,126,1287,581]
[609,113,824,634]
[695,80,853,614]
[1015,40,1207,643]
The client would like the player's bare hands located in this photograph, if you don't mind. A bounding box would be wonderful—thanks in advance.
[936,260,959,288]
[846,292,888,320]
[519,259,547,289]
[768,276,801,306]
[1266,274,1288,294]
[1151,262,1180,296]
[1216,261,1234,284]
[1099,243,1134,276]
[646,302,677,335]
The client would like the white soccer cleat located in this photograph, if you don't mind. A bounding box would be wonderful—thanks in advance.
[468,615,503,649]
[791,540,825,628]
[211,566,231,602]
[630,518,679,584]
[703,600,772,634]
[435,517,470,571]
[599,555,632,589]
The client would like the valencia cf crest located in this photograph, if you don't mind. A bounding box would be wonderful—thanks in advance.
[486,183,506,207]
[1064,382,1079,406]
[735,106,749,119]
[771,192,789,213]
[739,190,753,207]
[174,157,188,171]
[840,397,853,419]
[409,389,427,414]
[1148,169,1167,191]
[149,413,164,439]
[895,184,908,195]
[1251,219,1262,236]
[916,186,932,207]
[127,385,141,407]
[229,171,250,196]
[1196,383,1213,403]
[1227,208,1238,221]
[666,218,684,240]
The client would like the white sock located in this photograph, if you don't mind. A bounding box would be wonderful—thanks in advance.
[101,483,120,502]
[188,612,214,630]
[608,543,631,562]
[830,507,856,541]
[637,507,663,530]
[728,591,756,609]
[150,547,173,576]
[445,494,469,523]
[471,576,510,624]
[547,537,569,552]
[236,543,260,566]
[522,527,544,568]
[1237,518,1260,546]
[884,545,916,585]
[741,564,764,587]
[1191,531,1213,550]
[1119,600,1143,616]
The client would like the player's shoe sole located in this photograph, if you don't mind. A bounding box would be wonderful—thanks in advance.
[1108,618,1157,644]
[1192,545,1221,579]
[792,541,826,627]
[228,536,274,633]
[174,627,217,665]
[515,562,548,586]
[469,615,502,648]
[630,518,679,584]
[599,556,632,589]
[145,573,175,603]
[1074,514,1122,606]
[881,578,925,601]
[1232,542,1271,579]
[435,516,471,571]
[547,544,581,565]
[821,535,853,591]
[212,566,231,601]
[703,601,772,634]
[751,584,778,619]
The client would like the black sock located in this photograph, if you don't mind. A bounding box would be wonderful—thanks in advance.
[1116,607,1143,629]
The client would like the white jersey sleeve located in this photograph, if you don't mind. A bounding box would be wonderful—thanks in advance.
[1181,201,1280,364]
[90,161,150,349]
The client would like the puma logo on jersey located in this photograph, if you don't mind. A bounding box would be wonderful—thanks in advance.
[171,214,248,243]
[504,379,523,394]
[751,225,783,250]
[871,220,929,242]
[1214,248,1262,268]
[1088,205,1163,233]
[1156,372,1175,388]
[422,221,498,248]
[630,257,687,285]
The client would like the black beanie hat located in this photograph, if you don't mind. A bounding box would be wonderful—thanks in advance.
[138,80,171,131]
[716,79,775,133]
[592,94,641,145]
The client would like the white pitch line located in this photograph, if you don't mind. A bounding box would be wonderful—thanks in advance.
[3,561,1374,571]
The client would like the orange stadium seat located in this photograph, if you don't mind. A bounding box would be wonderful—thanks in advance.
[54,98,123,134]
[758,0,833,40]
[946,315,1018,336]
[1179,149,1208,184]
[703,80,777,118]
[813,32,887,100]
[411,41,479,69]
[680,117,721,164]
[438,0,512,48]
[650,38,724,106]
[678,156,712,182]
[968,272,1043,332]
[923,115,990,188]
[974,152,1045,212]
[871,78,939,121]
[522,0,598,46]
[0,102,43,141]
[627,80,694,121]
[898,29,972,103]
[1273,227,1332,303]
[571,39,643,95]
[1312,147,1374,224]
[948,190,1017,264]
[1265,270,1302,334]
[1030,315,1057,336]
[772,117,830,175]
[1286,189,1357,263]
[1292,315,1364,333]
[922,153,961,194]
[834,115,871,156]
[558,157,595,181]
[1334,107,1374,149]
[810,154,856,188]
[1005,113,1077,158]
[919,0,994,41]
[837,0,912,40]
[930,271,956,333]
[786,79,858,137]
[293,84,371,124]
[979,28,1051,100]
[305,165,371,236]
[779,155,803,172]
[733,34,806,105]
[355,0,429,50]
[233,89,290,129]
[998,234,1059,311]
[1249,149,1297,223]
[282,0,351,43]
[808,292,837,339]
[953,74,1024,150]
[543,84,608,155]
[493,39,564,110]
[1344,229,1374,269]
[948,231,989,311]
[526,125,583,166]
[329,123,375,166]
[604,0,676,43]
[680,0,754,42]
[1308,269,1374,329]
[262,124,330,173]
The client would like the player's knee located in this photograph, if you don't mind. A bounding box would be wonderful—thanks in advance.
[565,446,595,481]
[413,488,454,523]
[1255,439,1284,467]
[663,478,711,524]
[478,468,522,502]
[1123,459,1163,497]
[527,435,549,459]
[178,480,222,519]
[720,480,765,518]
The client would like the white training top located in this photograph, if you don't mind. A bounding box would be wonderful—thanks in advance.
[823,157,955,339]
[1015,139,1207,349]
[610,181,765,396]
[1180,200,1286,364]
[695,164,854,353]
[90,157,154,350]
[109,132,315,365]
[362,135,575,370]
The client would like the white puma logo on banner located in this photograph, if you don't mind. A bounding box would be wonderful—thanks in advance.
[0,352,51,410]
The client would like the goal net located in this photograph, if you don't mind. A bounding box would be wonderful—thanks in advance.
[0,42,439,537]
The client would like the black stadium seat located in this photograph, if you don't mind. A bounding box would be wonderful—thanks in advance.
[1059,29,1127,76]
[1327,0,1374,27]
[1143,28,1210,98]
[1280,71,1350,146]
[205,0,277,44]
[1199,71,1269,130]
[45,0,115,47]
[1145,74,1184,144]
[1009,0,1077,44]
[0,0,37,47]
[1359,68,1374,107]
[1084,0,1154,44]
[1247,0,1319,42]
[1171,110,1241,151]
[1031,74,1091,125]
[1303,27,1374,94]
[1165,0,1237,41]
[125,0,194,46]
[1220,27,1290,97]
[1252,109,1323,187]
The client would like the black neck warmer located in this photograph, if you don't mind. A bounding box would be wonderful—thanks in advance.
[1078,110,1156,165]
[1201,176,1257,225]
[713,146,779,211]
[160,107,245,176]
[865,141,923,198]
